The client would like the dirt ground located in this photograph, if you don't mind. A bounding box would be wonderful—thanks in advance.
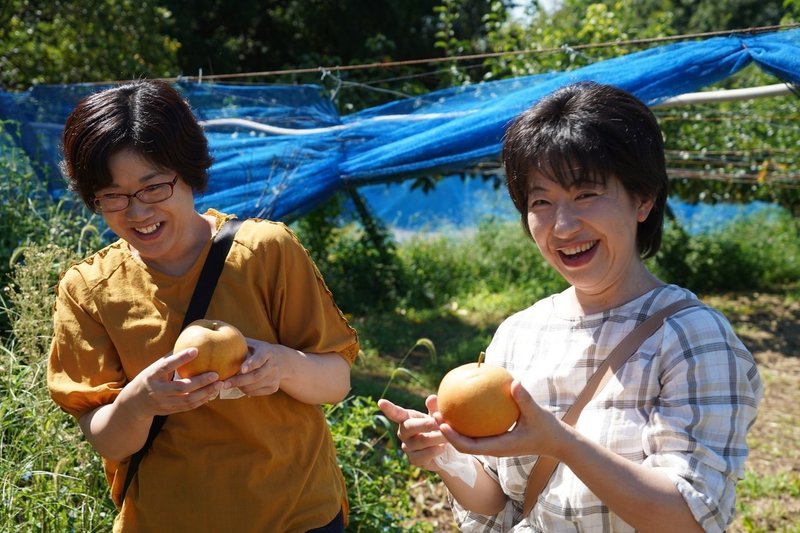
[709,293,800,532]
[410,292,800,531]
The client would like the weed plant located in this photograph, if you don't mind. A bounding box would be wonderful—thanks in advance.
[326,396,436,532]
[396,218,567,314]
[0,122,103,334]
[652,207,800,294]
[1,243,116,531]
[293,193,405,315]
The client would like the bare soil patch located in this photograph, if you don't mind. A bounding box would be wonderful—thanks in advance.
[708,293,800,532]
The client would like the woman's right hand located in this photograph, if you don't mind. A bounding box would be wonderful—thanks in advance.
[380,395,510,515]
[118,348,223,420]
[377,395,449,472]
[79,348,223,461]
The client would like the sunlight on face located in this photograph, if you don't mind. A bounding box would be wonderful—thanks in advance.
[526,173,655,310]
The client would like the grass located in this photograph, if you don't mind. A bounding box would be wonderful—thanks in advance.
[0,343,116,531]
[736,471,800,533]
[738,471,800,501]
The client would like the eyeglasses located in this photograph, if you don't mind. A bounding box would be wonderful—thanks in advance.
[92,175,179,213]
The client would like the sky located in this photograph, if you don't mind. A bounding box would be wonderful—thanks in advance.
[511,0,561,19]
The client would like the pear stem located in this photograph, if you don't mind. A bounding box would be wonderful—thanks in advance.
[478,351,485,367]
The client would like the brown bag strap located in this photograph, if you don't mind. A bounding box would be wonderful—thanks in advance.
[521,298,698,516]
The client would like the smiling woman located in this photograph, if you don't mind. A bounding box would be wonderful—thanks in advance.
[47,79,359,533]
[523,175,653,310]
[98,149,209,277]
[378,82,764,533]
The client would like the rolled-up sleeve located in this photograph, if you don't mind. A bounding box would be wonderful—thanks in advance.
[47,268,126,418]
[642,307,763,532]
[260,223,359,364]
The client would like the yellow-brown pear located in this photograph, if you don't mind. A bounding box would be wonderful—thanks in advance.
[437,353,519,438]
[174,319,248,380]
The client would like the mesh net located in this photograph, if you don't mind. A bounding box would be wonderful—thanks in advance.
[1,28,798,221]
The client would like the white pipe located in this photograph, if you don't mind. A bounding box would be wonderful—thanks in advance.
[653,83,795,108]
[199,112,470,135]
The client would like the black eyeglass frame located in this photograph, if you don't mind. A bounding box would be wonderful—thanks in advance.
[91,175,179,213]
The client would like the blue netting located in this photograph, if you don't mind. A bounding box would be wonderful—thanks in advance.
[1,29,798,221]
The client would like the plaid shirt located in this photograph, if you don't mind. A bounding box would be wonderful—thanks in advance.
[451,285,763,532]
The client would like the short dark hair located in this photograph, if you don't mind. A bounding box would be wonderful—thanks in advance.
[61,79,213,212]
[502,81,668,259]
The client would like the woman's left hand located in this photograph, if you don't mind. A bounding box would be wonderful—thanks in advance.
[221,338,284,397]
[437,380,569,460]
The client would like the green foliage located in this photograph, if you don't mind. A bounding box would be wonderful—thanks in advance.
[671,0,786,33]
[0,142,112,529]
[302,199,800,318]
[293,192,406,315]
[480,0,800,219]
[2,244,81,364]
[735,470,800,532]
[737,470,800,500]
[433,0,501,86]
[540,0,787,37]
[474,1,800,213]
[325,396,435,532]
[380,338,438,398]
[0,0,180,90]
[398,218,566,312]
[160,0,493,111]
[649,220,694,288]
[0,243,116,532]
[396,235,471,308]
[656,64,800,216]
[163,0,439,75]
[352,306,496,396]
[651,206,800,293]
[465,0,677,82]
[297,202,567,318]
[0,123,103,333]
[785,0,800,23]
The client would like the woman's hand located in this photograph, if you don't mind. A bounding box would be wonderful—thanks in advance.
[118,347,223,420]
[437,380,568,460]
[379,395,510,515]
[79,348,222,461]
[377,395,450,472]
[221,339,283,397]
[222,338,351,404]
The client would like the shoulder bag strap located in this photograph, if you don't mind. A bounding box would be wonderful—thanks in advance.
[120,218,243,501]
[521,298,698,516]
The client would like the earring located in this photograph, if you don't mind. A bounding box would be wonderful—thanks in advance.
[637,202,652,222]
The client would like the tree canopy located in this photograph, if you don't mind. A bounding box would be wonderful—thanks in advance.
[0,0,180,90]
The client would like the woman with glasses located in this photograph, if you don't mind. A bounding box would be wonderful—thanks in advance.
[47,79,358,532]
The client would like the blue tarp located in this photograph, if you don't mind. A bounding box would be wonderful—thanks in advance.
[357,176,775,236]
[1,29,799,221]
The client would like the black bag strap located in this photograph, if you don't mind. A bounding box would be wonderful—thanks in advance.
[120,218,243,501]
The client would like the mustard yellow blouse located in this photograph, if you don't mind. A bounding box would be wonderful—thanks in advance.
[48,210,359,532]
